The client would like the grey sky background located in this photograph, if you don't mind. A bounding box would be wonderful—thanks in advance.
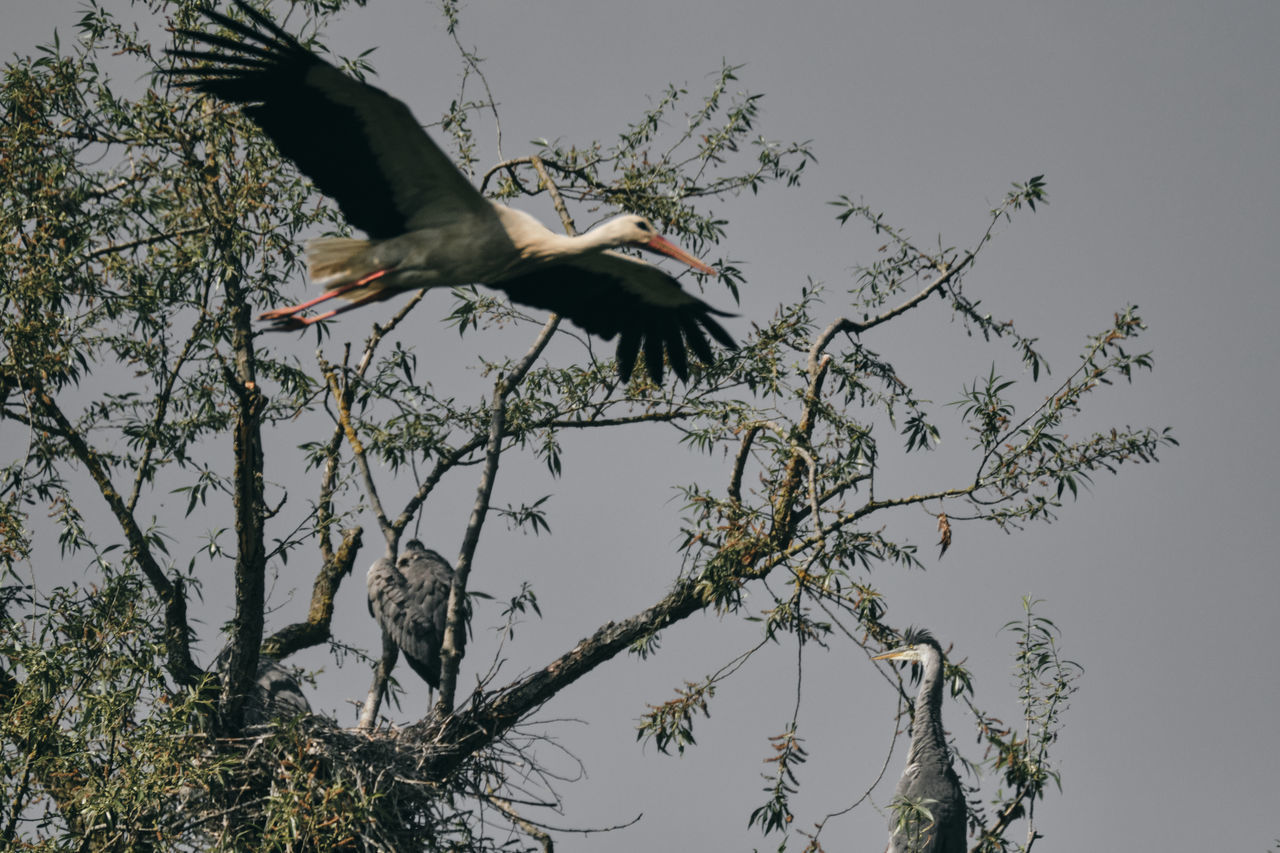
[4,0,1278,851]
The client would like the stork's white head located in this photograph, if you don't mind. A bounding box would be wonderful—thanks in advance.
[597,214,716,275]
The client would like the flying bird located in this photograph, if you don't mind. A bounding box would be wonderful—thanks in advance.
[873,630,966,853]
[366,540,457,691]
[164,0,736,383]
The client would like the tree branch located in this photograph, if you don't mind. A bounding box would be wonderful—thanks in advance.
[126,319,206,514]
[414,573,707,776]
[32,389,199,687]
[769,350,832,548]
[262,526,363,658]
[530,155,577,234]
[321,356,391,539]
[83,225,206,261]
[819,250,975,345]
[219,267,268,731]
[728,424,762,505]
[437,314,561,712]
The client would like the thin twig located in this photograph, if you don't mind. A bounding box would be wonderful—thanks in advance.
[530,155,576,234]
[357,632,400,732]
[728,424,762,505]
[83,225,206,261]
[320,356,390,538]
[127,303,207,514]
[819,251,976,347]
[451,45,502,159]
[32,389,199,687]
[436,314,560,713]
[805,687,902,846]
[485,796,554,853]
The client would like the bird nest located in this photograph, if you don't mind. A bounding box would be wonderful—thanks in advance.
[179,712,534,852]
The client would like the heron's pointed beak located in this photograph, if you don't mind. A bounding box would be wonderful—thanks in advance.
[641,234,716,275]
[872,646,919,662]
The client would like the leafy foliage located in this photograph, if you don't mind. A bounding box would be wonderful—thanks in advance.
[963,599,1084,852]
[0,1,1171,850]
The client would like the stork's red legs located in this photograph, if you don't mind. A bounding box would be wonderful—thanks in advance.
[259,269,392,329]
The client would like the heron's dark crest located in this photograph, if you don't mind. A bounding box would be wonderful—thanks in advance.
[899,627,941,650]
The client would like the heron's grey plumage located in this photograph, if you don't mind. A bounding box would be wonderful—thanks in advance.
[214,650,311,726]
[877,629,966,853]
[366,540,455,690]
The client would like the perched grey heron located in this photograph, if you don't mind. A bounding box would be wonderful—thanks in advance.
[214,649,312,726]
[873,630,966,853]
[366,540,456,690]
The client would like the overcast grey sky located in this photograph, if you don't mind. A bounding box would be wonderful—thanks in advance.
[4,0,1278,850]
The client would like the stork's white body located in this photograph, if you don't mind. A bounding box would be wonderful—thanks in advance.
[308,205,699,305]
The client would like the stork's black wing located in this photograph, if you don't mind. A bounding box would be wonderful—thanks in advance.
[494,250,737,384]
[163,0,486,238]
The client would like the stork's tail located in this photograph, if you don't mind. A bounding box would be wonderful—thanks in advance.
[306,237,377,288]
[258,238,394,329]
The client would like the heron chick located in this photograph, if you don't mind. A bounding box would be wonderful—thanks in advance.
[873,630,966,853]
[214,649,312,726]
[366,540,457,690]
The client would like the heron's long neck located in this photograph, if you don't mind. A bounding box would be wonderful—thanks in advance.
[908,648,950,767]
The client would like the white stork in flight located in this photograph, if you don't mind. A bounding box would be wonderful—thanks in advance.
[164,0,737,383]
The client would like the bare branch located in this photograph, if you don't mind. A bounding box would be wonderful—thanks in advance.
[728,424,762,505]
[321,357,391,540]
[358,631,400,731]
[414,573,708,776]
[530,155,577,234]
[83,225,205,261]
[220,267,268,730]
[484,796,555,853]
[262,526,363,658]
[437,313,561,712]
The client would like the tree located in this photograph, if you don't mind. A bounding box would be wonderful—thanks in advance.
[0,1,1174,850]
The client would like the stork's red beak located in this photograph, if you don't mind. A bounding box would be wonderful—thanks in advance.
[641,235,716,275]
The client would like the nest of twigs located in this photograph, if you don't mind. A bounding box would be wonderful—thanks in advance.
[177,712,526,852]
